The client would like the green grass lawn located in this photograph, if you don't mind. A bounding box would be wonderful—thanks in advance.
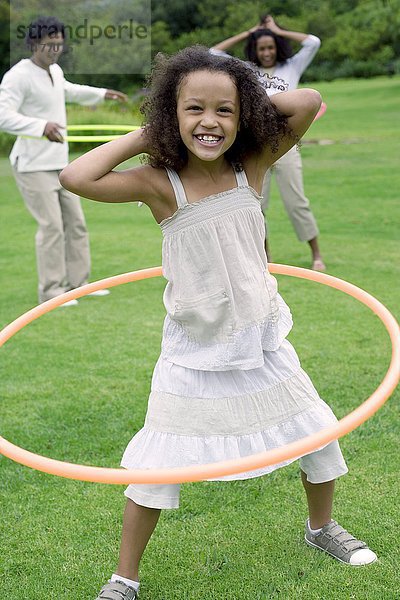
[0,76,399,599]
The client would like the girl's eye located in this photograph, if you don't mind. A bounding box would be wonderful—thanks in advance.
[219,107,233,113]
[187,106,202,111]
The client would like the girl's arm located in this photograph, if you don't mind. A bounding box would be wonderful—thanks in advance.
[59,128,157,204]
[262,15,309,44]
[211,25,262,52]
[260,88,322,167]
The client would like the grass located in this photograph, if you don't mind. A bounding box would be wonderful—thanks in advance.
[0,76,399,599]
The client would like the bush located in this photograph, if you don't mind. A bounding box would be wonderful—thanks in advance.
[302,61,337,82]
[302,59,395,82]
[335,58,393,79]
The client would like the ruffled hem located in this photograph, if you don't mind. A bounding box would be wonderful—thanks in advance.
[121,402,339,481]
[160,295,293,371]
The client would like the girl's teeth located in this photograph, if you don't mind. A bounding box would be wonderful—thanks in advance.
[197,135,221,143]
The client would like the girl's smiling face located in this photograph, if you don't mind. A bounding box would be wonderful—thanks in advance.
[176,70,240,163]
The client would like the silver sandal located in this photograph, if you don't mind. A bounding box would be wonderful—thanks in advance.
[305,519,377,565]
[95,580,137,599]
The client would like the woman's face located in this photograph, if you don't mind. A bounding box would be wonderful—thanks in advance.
[256,35,277,68]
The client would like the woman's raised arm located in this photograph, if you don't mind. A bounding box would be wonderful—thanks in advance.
[211,25,262,52]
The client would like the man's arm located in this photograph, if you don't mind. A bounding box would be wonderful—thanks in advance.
[0,70,47,137]
[64,77,128,106]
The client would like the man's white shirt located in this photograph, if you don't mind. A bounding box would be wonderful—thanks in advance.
[0,59,106,172]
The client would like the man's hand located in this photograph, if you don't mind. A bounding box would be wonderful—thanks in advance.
[43,122,64,143]
[105,89,128,102]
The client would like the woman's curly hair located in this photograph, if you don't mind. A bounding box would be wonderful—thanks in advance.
[245,29,293,66]
[141,45,291,172]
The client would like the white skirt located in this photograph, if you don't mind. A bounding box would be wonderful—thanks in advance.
[121,339,348,496]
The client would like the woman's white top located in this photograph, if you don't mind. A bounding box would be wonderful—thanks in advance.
[259,34,321,95]
[159,168,293,371]
[0,59,106,172]
[211,35,320,96]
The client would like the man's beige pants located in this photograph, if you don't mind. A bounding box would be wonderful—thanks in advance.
[261,145,319,242]
[13,168,90,303]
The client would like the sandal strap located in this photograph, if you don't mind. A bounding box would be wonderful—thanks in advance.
[321,521,367,554]
[97,581,137,600]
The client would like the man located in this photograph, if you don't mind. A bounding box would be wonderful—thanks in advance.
[0,16,128,305]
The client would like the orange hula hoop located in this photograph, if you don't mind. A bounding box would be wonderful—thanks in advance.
[0,264,399,484]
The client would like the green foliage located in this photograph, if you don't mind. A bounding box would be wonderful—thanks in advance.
[304,57,397,82]
[151,0,204,36]
[149,0,400,82]
[0,0,10,78]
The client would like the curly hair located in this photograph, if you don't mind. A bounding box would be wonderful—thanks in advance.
[141,45,291,172]
[25,16,65,49]
[245,29,293,66]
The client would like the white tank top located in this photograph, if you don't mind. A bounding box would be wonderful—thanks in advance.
[159,167,293,371]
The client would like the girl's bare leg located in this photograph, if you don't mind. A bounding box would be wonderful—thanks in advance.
[301,470,334,529]
[116,499,161,582]
[308,237,326,271]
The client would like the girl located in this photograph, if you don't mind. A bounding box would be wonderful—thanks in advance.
[60,46,376,600]
[212,14,326,271]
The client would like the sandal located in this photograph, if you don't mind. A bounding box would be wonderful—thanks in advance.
[305,519,377,565]
[95,580,138,599]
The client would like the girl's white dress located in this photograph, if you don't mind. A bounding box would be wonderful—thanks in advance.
[121,168,347,499]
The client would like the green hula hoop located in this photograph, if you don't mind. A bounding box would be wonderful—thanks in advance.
[67,124,139,142]
[21,124,140,143]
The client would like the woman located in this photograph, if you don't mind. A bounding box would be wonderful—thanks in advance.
[212,14,325,270]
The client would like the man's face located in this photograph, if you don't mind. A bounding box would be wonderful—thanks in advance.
[31,32,64,69]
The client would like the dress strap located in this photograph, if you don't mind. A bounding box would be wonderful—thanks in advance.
[234,168,249,187]
[165,168,188,208]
